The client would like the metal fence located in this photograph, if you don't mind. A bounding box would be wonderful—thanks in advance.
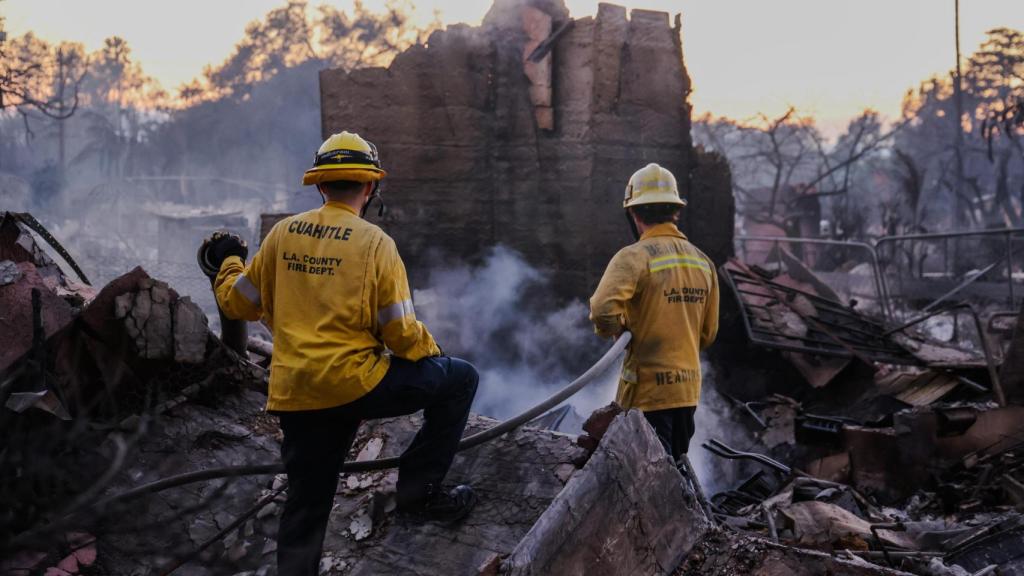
[737,236,892,319]
[737,228,1024,322]
[875,228,1024,313]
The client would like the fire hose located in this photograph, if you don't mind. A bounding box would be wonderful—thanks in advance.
[101,237,628,573]
[91,331,632,510]
[150,331,632,575]
[14,241,633,555]
[17,328,629,566]
[131,237,633,498]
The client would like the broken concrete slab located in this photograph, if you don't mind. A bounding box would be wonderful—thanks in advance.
[503,409,710,576]
[113,277,208,363]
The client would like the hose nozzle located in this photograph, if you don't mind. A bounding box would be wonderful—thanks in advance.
[197,231,246,279]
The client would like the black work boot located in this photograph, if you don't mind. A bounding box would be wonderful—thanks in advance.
[398,484,477,523]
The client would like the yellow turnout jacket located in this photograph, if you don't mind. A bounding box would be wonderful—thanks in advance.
[215,201,440,411]
[589,222,719,411]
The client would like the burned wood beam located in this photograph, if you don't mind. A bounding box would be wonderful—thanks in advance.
[503,410,710,575]
[526,18,574,62]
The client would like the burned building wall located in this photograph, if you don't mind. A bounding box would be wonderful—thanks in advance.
[319,0,734,298]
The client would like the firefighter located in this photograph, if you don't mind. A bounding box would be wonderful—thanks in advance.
[206,131,478,575]
[589,163,719,460]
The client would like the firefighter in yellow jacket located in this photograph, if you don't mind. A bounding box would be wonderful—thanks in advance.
[590,163,719,460]
[206,132,478,576]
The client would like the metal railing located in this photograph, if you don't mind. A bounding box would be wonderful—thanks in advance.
[736,235,892,319]
[876,228,1024,312]
[738,228,1024,322]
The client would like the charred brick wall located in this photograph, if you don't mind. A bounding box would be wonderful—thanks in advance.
[319,0,733,298]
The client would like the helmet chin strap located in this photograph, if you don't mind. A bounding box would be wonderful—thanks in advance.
[360,181,386,219]
[625,211,640,241]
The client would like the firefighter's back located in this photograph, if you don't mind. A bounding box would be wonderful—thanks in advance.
[264,201,391,411]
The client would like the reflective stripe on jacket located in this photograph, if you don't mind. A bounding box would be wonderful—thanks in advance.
[215,201,440,411]
[589,222,719,411]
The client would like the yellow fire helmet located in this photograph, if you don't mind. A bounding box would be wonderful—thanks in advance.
[623,163,687,209]
[302,131,387,186]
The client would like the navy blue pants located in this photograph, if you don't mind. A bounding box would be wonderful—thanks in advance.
[275,356,479,576]
[644,406,697,460]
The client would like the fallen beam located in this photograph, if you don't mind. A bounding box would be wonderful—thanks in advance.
[502,409,711,575]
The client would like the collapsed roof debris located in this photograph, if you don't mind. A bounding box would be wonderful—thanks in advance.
[694,231,1024,575]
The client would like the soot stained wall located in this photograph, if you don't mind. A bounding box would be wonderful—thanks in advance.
[320,0,734,299]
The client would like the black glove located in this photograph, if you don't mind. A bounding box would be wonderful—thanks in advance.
[207,232,248,270]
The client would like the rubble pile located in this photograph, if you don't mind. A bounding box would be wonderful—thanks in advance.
[0,212,270,573]
[677,530,910,576]
[8,211,1024,576]
[1,211,715,575]
[691,251,1024,575]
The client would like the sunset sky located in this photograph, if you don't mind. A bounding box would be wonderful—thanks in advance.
[6,0,1024,136]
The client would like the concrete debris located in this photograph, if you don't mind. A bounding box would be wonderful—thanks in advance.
[692,227,1024,575]
[677,530,911,575]
[9,208,1024,576]
[780,500,913,550]
[319,554,348,574]
[347,509,372,542]
[355,437,384,462]
[0,210,269,572]
[2,289,714,576]
[114,277,209,363]
[0,259,21,285]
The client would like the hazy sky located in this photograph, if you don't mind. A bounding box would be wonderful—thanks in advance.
[6,0,1024,135]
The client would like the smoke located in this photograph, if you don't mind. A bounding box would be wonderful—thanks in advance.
[690,361,758,495]
[413,246,752,496]
[413,246,618,425]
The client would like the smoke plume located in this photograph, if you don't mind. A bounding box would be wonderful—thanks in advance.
[413,246,743,495]
[413,247,617,425]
